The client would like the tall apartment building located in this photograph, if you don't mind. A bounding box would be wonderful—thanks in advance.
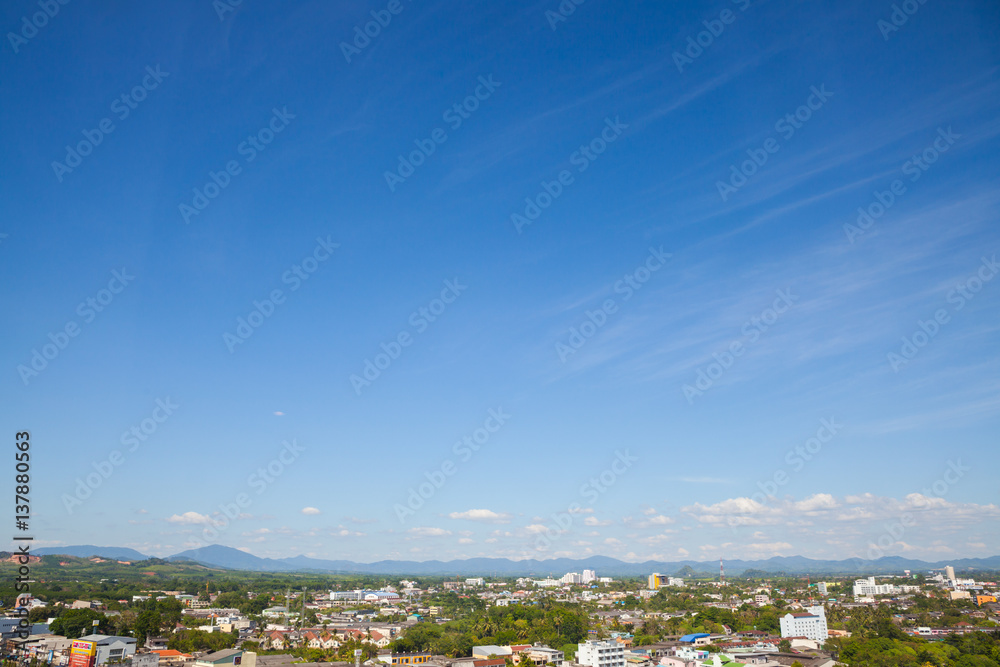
[779,606,828,642]
[576,641,625,667]
[581,570,597,584]
[647,574,662,590]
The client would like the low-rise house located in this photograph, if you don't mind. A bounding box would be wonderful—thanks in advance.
[151,650,191,667]
[193,649,243,667]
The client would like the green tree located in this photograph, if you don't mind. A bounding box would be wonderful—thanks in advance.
[134,610,162,644]
[49,609,110,638]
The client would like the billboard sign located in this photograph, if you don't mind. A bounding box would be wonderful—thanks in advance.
[69,640,96,667]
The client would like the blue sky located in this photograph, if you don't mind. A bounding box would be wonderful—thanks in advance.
[2,0,999,565]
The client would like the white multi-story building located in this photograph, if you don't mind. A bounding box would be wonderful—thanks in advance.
[534,578,561,587]
[853,577,897,597]
[779,606,828,642]
[561,572,582,585]
[648,573,663,590]
[525,645,564,667]
[330,589,401,602]
[667,577,685,587]
[817,582,829,595]
[577,641,625,667]
[582,570,597,584]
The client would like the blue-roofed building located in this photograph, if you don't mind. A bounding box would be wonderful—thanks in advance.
[678,633,710,644]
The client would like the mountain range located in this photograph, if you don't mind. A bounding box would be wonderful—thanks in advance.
[33,544,1000,576]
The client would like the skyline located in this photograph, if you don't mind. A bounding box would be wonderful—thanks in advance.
[33,542,1000,570]
[2,0,999,564]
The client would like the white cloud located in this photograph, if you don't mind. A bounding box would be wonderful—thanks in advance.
[408,527,452,537]
[793,494,839,512]
[301,507,321,515]
[166,511,215,525]
[647,514,676,525]
[448,509,512,523]
[333,528,365,537]
[584,516,612,527]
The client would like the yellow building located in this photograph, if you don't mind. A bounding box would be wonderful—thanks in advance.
[976,594,997,606]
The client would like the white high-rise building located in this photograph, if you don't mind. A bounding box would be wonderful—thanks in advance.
[779,605,828,641]
[945,566,956,582]
[853,576,897,597]
[561,572,582,585]
[577,641,625,667]
[581,570,597,584]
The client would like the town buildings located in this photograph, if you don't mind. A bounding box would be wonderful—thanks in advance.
[779,606,829,642]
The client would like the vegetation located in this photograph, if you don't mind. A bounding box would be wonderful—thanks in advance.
[167,629,240,653]
[388,603,589,657]
[828,632,1000,666]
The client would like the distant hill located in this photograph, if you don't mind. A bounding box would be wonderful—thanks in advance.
[32,544,1000,576]
[168,545,296,571]
[34,545,149,560]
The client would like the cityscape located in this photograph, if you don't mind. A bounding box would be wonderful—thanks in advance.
[1,550,999,667]
[2,0,998,665]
